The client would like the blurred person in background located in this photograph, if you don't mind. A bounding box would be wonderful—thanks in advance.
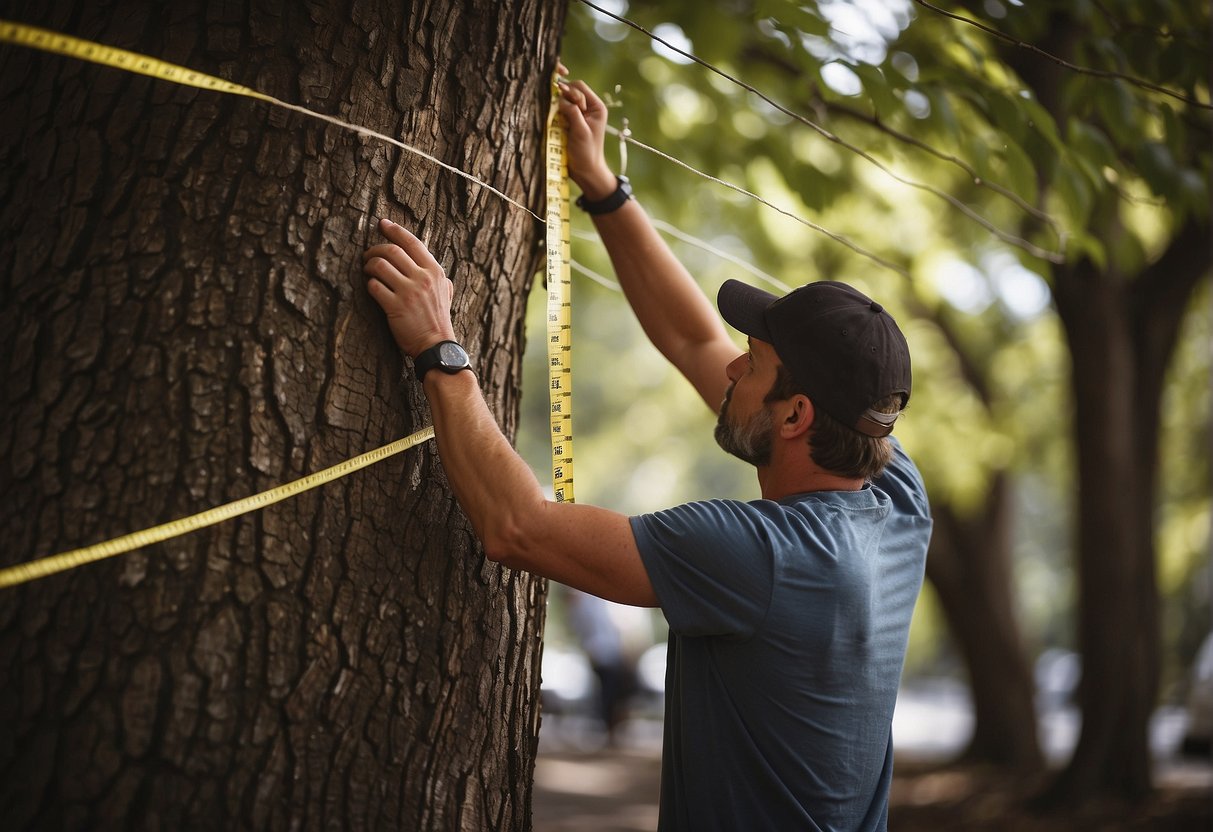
[565,588,637,744]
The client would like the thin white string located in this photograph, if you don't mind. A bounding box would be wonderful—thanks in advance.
[570,258,622,290]
[647,219,793,294]
[271,101,541,222]
[572,225,792,293]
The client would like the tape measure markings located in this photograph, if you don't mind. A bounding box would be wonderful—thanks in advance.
[0,427,436,589]
[545,76,575,505]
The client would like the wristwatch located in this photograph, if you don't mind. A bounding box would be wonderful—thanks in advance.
[413,340,472,382]
[575,175,633,215]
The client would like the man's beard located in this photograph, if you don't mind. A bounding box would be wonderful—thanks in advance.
[714,385,774,466]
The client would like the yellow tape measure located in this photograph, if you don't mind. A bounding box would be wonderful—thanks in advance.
[545,77,575,504]
[0,428,435,589]
[0,19,274,101]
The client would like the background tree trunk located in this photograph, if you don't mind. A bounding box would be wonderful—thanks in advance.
[1047,222,1210,803]
[926,473,1043,770]
[0,1,565,828]
[993,2,1211,804]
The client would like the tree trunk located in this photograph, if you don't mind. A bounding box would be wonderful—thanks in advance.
[997,0,1211,801]
[1050,264,1155,802]
[1046,220,1210,804]
[0,1,564,828]
[926,473,1043,770]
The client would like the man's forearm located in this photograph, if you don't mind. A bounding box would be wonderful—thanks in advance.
[588,198,738,409]
[421,371,546,554]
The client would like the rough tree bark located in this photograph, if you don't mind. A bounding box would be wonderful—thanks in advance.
[0,1,565,828]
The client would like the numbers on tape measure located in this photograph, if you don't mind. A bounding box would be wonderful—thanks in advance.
[545,76,575,504]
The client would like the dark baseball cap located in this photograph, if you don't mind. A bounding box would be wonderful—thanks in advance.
[717,279,911,437]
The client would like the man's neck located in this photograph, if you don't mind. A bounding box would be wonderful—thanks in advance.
[756,461,864,500]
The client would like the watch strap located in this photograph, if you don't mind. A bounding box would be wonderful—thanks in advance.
[575,175,633,215]
[413,340,471,382]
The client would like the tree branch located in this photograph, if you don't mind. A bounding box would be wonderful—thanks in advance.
[911,0,1212,109]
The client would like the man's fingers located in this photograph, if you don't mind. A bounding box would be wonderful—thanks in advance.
[377,218,443,272]
[558,83,585,109]
[362,244,414,273]
[557,96,591,135]
[366,276,395,306]
[565,79,605,116]
[558,79,599,113]
[363,255,405,290]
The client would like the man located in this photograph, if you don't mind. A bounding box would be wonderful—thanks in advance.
[362,74,931,832]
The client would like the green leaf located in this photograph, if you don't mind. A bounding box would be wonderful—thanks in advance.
[1067,120,1117,174]
[964,133,995,182]
[924,86,960,137]
[756,0,831,39]
[852,64,899,118]
[985,89,1028,143]
[998,138,1039,205]
[1178,168,1210,215]
[1093,81,1138,147]
[1064,227,1108,271]
[1018,97,1063,152]
[1136,141,1178,195]
[1052,160,1093,227]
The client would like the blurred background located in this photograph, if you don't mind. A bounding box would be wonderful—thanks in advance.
[517,0,1210,828]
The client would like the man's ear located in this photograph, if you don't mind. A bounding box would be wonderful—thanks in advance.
[781,395,814,439]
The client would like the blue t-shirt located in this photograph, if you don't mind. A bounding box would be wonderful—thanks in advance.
[629,440,931,832]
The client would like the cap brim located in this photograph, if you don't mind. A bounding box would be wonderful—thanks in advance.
[717,279,776,341]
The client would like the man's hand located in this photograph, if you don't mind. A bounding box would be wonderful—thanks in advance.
[556,64,618,201]
[363,219,457,357]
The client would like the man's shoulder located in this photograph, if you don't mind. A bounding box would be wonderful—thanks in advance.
[632,497,776,537]
[872,437,931,520]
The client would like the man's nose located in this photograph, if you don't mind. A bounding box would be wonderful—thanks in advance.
[726,353,746,382]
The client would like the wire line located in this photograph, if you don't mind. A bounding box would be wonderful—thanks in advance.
[570,257,622,290]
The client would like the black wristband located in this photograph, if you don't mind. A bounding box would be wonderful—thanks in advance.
[575,175,633,215]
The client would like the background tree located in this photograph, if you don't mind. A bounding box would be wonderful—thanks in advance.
[0,0,564,828]
[896,0,1211,803]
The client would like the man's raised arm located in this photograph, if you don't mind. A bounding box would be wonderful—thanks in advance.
[557,74,739,411]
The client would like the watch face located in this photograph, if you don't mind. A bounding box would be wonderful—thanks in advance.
[438,341,469,368]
